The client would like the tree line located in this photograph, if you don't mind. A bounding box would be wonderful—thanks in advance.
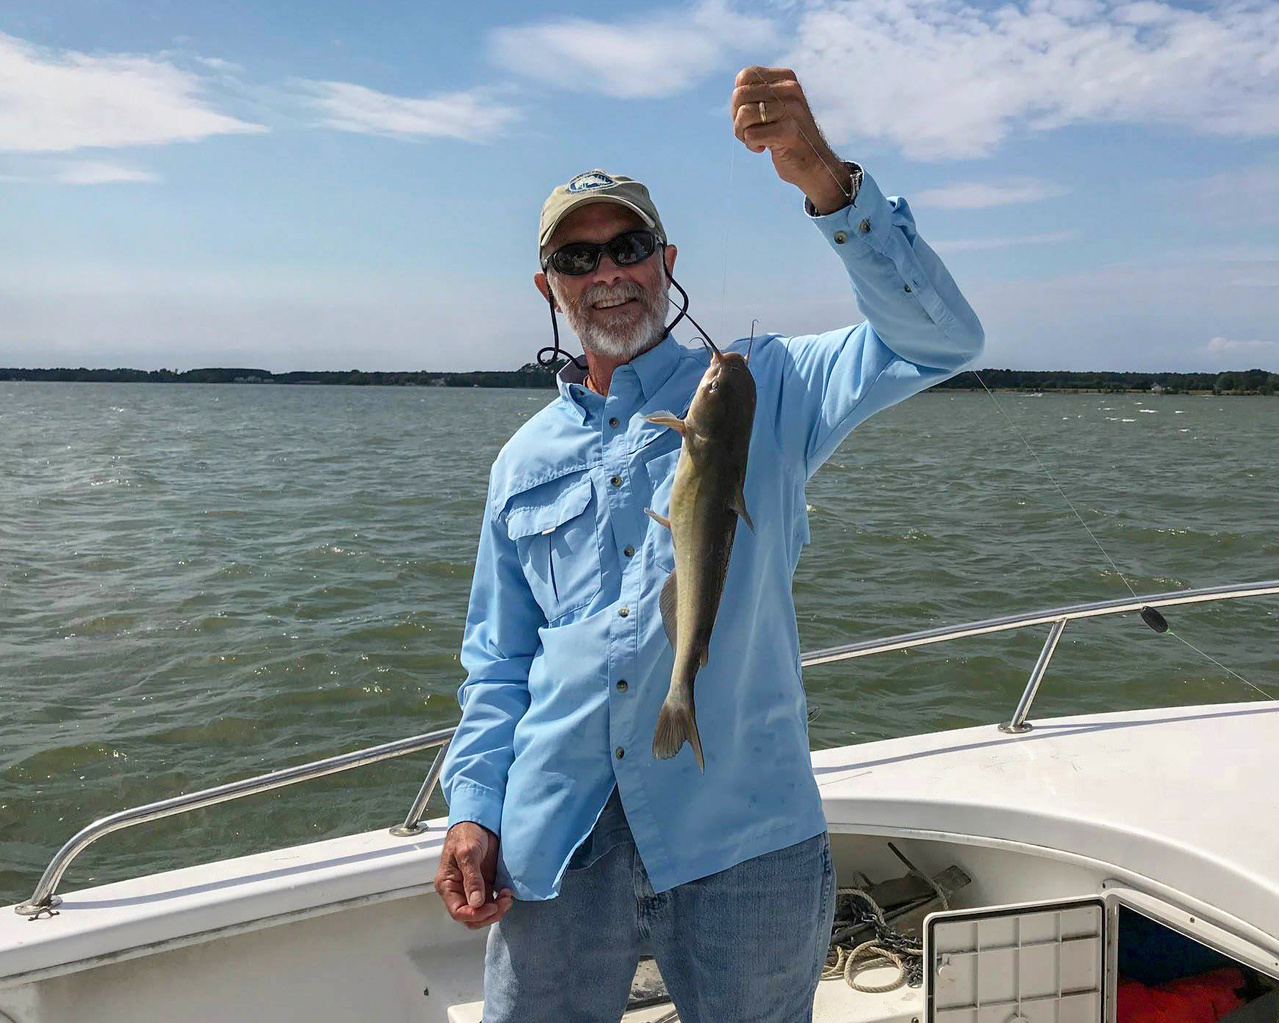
[0,363,563,388]
[2,364,1275,394]
[935,368,1277,394]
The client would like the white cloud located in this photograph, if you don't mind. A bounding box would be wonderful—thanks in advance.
[1196,162,1279,224]
[305,82,519,142]
[0,32,266,153]
[0,159,159,185]
[932,229,1079,252]
[785,0,1279,160]
[914,179,1071,209]
[56,161,160,185]
[489,0,776,99]
[1204,336,1279,359]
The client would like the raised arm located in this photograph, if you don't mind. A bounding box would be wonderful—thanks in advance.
[732,66,984,477]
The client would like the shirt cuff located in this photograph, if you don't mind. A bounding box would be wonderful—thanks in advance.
[803,161,864,218]
[805,163,892,253]
[445,780,505,836]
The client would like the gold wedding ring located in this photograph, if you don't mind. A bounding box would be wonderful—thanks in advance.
[758,100,768,124]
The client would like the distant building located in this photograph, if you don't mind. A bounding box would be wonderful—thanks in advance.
[1150,383,1165,394]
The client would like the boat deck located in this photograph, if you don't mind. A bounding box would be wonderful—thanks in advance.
[445,961,922,1022]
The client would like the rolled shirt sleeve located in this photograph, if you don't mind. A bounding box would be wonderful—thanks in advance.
[439,470,542,836]
[780,163,985,477]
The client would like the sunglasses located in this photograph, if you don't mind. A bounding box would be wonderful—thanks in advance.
[544,229,660,276]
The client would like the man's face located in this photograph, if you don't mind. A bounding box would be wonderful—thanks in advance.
[536,203,677,362]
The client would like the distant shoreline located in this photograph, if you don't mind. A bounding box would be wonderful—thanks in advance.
[2,366,1275,395]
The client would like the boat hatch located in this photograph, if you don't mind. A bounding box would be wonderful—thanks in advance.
[925,898,1105,1023]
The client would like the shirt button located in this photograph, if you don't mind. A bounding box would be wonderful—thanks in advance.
[833,229,848,244]
[615,747,625,759]
[859,218,871,234]
[610,475,622,487]
[904,284,912,293]
[609,417,620,428]
[623,545,635,557]
[618,606,630,618]
[616,679,628,692]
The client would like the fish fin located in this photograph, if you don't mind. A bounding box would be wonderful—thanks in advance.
[644,507,672,530]
[643,411,686,435]
[658,569,678,648]
[730,483,755,533]
[652,690,704,772]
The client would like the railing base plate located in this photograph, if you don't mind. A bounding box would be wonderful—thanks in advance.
[14,895,62,918]
[389,824,431,838]
[998,722,1034,734]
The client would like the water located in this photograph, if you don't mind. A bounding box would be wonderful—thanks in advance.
[1,381,1275,905]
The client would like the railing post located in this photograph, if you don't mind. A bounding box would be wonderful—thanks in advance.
[1000,617,1068,734]
[390,737,452,837]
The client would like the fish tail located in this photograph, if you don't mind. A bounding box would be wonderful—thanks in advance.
[652,690,704,772]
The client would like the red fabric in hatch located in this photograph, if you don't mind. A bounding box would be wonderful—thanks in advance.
[1118,967,1246,1023]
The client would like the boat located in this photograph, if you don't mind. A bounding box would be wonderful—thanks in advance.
[3,580,1277,1022]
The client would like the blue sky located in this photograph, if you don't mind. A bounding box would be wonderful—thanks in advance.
[2,0,1277,372]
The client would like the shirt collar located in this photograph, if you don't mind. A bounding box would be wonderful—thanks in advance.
[554,333,684,421]
[555,357,595,423]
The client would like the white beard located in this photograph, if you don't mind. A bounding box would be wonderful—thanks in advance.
[551,276,670,361]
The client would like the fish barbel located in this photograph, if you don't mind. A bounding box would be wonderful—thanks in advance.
[643,343,756,771]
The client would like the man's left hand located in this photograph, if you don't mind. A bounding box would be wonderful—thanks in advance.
[731,66,852,215]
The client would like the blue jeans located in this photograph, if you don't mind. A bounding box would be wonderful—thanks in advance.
[483,787,835,1023]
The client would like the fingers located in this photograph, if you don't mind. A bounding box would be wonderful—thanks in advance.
[456,841,488,908]
[731,77,807,151]
[740,121,792,155]
[734,65,795,89]
[435,824,506,926]
[464,889,515,931]
[731,78,803,111]
[438,851,514,927]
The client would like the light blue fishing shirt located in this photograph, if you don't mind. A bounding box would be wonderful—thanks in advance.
[440,165,984,901]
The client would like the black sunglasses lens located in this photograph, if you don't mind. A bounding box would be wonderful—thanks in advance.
[608,231,657,266]
[550,243,601,275]
[548,231,657,275]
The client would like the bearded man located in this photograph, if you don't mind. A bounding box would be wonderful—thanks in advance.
[434,67,984,1022]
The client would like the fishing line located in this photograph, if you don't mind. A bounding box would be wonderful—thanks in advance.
[746,68,854,208]
[975,372,1273,698]
[1166,628,1275,701]
[718,140,738,345]
[974,374,1272,696]
[973,372,1140,601]
[743,66,1270,700]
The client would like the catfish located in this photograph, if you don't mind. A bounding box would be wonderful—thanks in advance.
[644,341,756,771]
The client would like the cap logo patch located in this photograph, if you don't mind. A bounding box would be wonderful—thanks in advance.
[567,171,616,193]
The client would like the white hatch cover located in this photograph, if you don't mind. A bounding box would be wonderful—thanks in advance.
[924,898,1105,1023]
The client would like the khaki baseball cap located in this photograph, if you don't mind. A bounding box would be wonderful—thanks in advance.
[538,170,667,260]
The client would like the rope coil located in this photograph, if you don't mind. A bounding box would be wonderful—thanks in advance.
[823,885,928,992]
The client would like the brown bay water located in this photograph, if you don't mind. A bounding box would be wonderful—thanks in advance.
[1,379,1275,904]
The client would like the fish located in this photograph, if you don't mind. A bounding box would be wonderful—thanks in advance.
[643,341,756,772]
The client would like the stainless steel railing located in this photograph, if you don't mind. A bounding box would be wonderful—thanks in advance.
[14,726,456,917]
[15,579,1277,918]
[800,579,1279,732]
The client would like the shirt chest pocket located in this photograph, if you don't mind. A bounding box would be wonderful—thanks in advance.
[636,427,683,573]
[504,474,602,624]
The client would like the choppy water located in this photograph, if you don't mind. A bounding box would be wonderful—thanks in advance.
[1,380,1275,905]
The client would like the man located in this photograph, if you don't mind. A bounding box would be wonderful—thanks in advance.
[434,67,984,1021]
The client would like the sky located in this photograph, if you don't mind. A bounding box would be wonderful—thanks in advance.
[1,0,1277,373]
